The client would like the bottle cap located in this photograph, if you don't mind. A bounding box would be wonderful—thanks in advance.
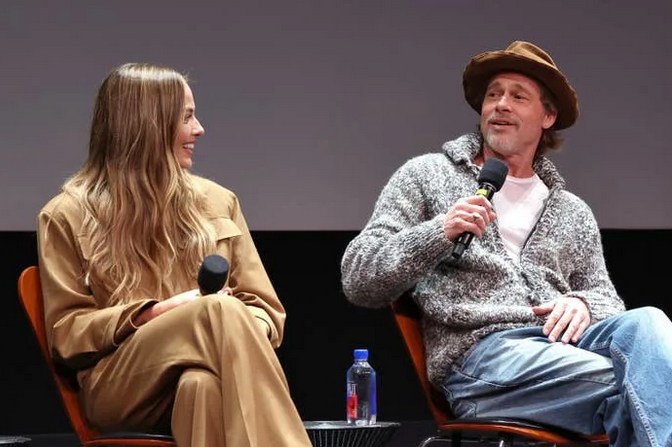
[354,348,369,360]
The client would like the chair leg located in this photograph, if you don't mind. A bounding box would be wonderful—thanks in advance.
[417,435,451,447]
[497,434,515,447]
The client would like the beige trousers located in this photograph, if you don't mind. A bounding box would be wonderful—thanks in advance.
[79,294,312,447]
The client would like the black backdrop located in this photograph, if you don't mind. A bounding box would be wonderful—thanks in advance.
[1,229,669,435]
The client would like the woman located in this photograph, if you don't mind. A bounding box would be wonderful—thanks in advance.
[37,63,312,447]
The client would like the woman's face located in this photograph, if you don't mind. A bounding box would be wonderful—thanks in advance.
[174,83,205,170]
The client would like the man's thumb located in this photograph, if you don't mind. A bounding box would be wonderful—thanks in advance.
[532,301,555,315]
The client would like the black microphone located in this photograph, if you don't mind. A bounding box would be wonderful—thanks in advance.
[451,158,508,260]
[197,254,230,295]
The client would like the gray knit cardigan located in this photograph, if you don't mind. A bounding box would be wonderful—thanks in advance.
[340,133,625,388]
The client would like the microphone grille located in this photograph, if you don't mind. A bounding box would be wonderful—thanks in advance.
[201,254,229,275]
[198,254,230,295]
[478,158,509,191]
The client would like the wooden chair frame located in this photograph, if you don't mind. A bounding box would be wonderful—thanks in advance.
[18,266,175,447]
[390,292,609,447]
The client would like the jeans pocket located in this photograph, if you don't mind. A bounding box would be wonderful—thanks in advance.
[453,332,502,377]
[453,398,477,418]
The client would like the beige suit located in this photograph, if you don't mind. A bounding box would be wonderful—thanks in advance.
[37,175,312,447]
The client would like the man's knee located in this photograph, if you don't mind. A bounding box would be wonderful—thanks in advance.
[625,306,669,325]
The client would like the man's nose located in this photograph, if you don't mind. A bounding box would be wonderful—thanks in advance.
[495,94,511,111]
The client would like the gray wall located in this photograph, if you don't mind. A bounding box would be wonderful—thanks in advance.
[1,0,670,231]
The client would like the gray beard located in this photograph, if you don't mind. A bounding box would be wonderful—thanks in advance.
[484,131,515,154]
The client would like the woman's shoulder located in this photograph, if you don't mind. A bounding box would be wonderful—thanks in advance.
[39,190,83,223]
[190,174,239,204]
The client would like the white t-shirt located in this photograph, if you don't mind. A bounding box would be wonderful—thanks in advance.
[492,173,549,261]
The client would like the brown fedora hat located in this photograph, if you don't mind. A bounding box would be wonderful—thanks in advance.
[463,41,579,129]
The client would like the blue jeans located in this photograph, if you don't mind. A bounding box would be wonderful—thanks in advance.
[443,307,672,447]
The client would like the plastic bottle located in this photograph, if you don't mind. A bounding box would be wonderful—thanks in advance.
[346,348,377,425]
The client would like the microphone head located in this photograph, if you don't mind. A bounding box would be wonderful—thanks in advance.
[478,158,509,191]
[198,254,230,295]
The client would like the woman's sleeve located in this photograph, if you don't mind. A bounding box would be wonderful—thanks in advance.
[37,208,157,370]
[224,195,286,348]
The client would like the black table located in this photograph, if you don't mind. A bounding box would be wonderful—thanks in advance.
[304,421,400,447]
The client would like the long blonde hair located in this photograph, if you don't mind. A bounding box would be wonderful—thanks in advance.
[63,63,216,304]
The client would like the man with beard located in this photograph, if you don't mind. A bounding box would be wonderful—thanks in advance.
[340,41,672,447]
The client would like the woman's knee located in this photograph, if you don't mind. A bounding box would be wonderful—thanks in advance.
[196,294,249,323]
[177,368,220,395]
[193,294,261,342]
[200,293,246,311]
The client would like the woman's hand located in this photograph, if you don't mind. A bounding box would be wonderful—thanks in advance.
[133,287,235,326]
[133,288,200,326]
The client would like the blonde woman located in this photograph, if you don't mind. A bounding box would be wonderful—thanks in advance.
[37,63,312,447]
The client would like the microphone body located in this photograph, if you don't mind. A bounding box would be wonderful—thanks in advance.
[198,254,230,295]
[451,158,508,260]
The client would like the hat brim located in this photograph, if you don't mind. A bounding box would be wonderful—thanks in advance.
[463,51,579,130]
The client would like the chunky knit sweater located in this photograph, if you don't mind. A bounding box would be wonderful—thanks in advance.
[340,133,626,389]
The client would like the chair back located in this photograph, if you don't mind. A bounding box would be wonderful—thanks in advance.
[390,292,454,426]
[17,266,100,444]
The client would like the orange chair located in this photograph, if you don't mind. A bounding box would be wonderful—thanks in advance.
[18,266,175,447]
[390,292,610,447]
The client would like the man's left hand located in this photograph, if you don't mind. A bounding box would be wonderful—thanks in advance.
[532,297,590,343]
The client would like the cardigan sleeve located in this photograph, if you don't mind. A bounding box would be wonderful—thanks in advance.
[563,203,626,321]
[341,158,455,308]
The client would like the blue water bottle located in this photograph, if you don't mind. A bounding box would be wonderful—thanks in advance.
[346,348,377,425]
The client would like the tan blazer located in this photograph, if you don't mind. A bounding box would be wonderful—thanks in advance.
[37,175,285,373]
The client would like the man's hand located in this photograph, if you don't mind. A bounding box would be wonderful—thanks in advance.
[443,195,497,241]
[532,297,591,343]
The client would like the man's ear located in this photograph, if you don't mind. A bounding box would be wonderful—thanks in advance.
[542,110,558,130]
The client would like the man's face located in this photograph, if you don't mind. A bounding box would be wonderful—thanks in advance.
[480,72,557,159]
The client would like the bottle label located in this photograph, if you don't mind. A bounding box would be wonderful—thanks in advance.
[346,382,358,419]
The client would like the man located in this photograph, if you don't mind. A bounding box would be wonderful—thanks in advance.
[340,41,672,447]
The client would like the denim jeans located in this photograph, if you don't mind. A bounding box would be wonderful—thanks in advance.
[443,307,672,447]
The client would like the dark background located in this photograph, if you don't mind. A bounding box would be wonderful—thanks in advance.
[1,229,669,438]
